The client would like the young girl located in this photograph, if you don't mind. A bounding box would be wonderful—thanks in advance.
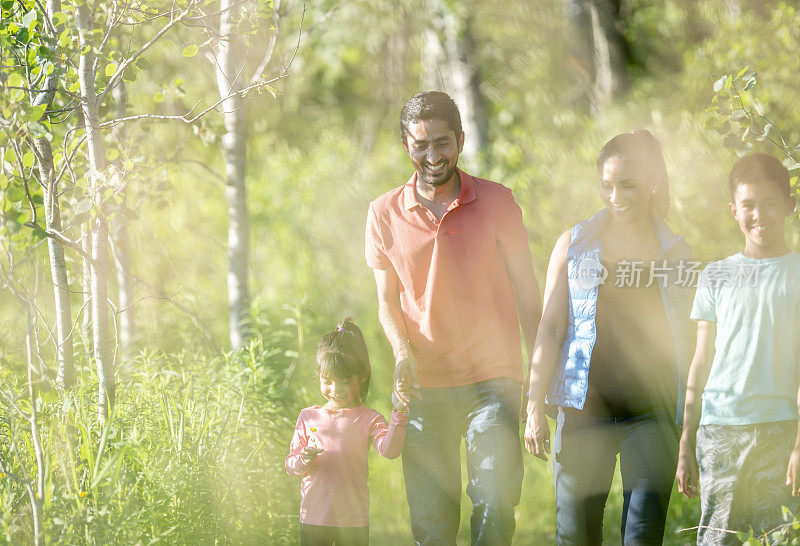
[285,319,408,546]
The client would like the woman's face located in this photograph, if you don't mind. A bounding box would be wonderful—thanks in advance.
[599,155,654,224]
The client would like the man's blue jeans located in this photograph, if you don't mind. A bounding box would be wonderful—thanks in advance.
[402,377,523,546]
[553,408,679,545]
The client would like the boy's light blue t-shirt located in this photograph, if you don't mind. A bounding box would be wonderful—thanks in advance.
[691,251,800,426]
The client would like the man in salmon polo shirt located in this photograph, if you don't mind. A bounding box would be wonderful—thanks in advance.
[365,91,542,545]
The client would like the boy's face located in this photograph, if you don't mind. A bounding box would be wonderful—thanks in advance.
[729,180,795,258]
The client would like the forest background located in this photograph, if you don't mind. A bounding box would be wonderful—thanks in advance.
[1,0,799,544]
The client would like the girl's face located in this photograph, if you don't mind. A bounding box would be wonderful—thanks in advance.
[319,373,364,409]
[599,155,655,225]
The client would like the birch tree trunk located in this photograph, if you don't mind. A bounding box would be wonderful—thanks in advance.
[33,0,73,388]
[214,0,251,350]
[564,0,628,115]
[24,306,44,545]
[422,0,487,165]
[81,226,92,353]
[75,2,114,421]
[110,83,136,359]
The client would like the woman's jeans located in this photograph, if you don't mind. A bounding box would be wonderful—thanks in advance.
[553,408,679,545]
[402,377,523,546]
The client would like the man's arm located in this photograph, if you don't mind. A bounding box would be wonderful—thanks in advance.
[676,320,715,498]
[502,245,542,403]
[373,267,421,406]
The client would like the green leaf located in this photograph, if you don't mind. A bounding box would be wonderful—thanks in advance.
[723,134,740,149]
[22,152,34,168]
[713,75,727,93]
[105,63,117,77]
[6,185,25,202]
[22,10,36,29]
[756,124,774,142]
[52,11,67,27]
[135,57,149,70]
[182,45,199,57]
[121,68,136,83]
[153,91,164,103]
[27,104,46,122]
[7,72,23,88]
[736,66,750,79]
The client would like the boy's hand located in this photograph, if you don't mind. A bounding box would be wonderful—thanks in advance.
[301,446,323,464]
[676,439,699,498]
[786,448,800,497]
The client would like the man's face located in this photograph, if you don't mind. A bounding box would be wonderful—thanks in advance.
[403,119,464,187]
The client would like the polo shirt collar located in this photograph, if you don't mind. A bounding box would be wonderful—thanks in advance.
[403,168,477,211]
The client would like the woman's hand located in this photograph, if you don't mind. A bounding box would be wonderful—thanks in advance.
[676,438,699,498]
[523,399,551,461]
[786,448,800,497]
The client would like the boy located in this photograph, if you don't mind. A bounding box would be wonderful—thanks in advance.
[676,152,800,544]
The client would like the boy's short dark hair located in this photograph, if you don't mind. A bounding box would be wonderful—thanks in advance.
[729,153,791,199]
[400,91,462,143]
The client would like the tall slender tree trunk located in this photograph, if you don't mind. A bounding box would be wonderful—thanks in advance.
[24,306,44,545]
[75,2,113,421]
[81,225,92,353]
[564,0,628,115]
[37,143,74,387]
[215,0,251,351]
[32,0,73,388]
[422,0,487,165]
[110,83,135,359]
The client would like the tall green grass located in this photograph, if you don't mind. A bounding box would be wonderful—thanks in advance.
[0,307,705,545]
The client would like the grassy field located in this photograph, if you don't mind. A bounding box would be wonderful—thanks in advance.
[363,426,702,545]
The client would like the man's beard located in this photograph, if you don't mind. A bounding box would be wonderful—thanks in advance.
[418,161,457,187]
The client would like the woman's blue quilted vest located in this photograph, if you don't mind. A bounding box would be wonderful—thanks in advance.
[545,209,694,424]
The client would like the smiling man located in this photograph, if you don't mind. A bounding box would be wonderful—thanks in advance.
[365,91,542,545]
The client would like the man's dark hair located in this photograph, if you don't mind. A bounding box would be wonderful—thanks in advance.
[400,91,463,143]
[729,152,791,199]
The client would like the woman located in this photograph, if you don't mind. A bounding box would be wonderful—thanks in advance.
[524,130,693,544]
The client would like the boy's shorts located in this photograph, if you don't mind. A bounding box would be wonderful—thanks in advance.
[697,420,798,545]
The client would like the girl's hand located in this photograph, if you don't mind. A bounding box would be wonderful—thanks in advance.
[301,446,324,464]
[786,448,800,497]
[676,440,699,498]
[393,377,413,412]
[523,401,550,461]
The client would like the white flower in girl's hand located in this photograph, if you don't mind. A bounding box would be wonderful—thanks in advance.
[308,427,318,448]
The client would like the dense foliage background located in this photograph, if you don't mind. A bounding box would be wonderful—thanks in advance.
[2,0,800,543]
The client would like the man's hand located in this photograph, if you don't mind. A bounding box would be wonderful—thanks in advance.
[786,448,800,497]
[301,446,323,465]
[676,438,699,498]
[393,354,422,407]
[523,398,551,461]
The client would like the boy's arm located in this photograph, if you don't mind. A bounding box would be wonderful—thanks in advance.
[676,320,716,498]
[785,381,800,496]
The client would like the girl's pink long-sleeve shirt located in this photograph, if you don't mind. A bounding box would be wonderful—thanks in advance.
[285,405,408,527]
